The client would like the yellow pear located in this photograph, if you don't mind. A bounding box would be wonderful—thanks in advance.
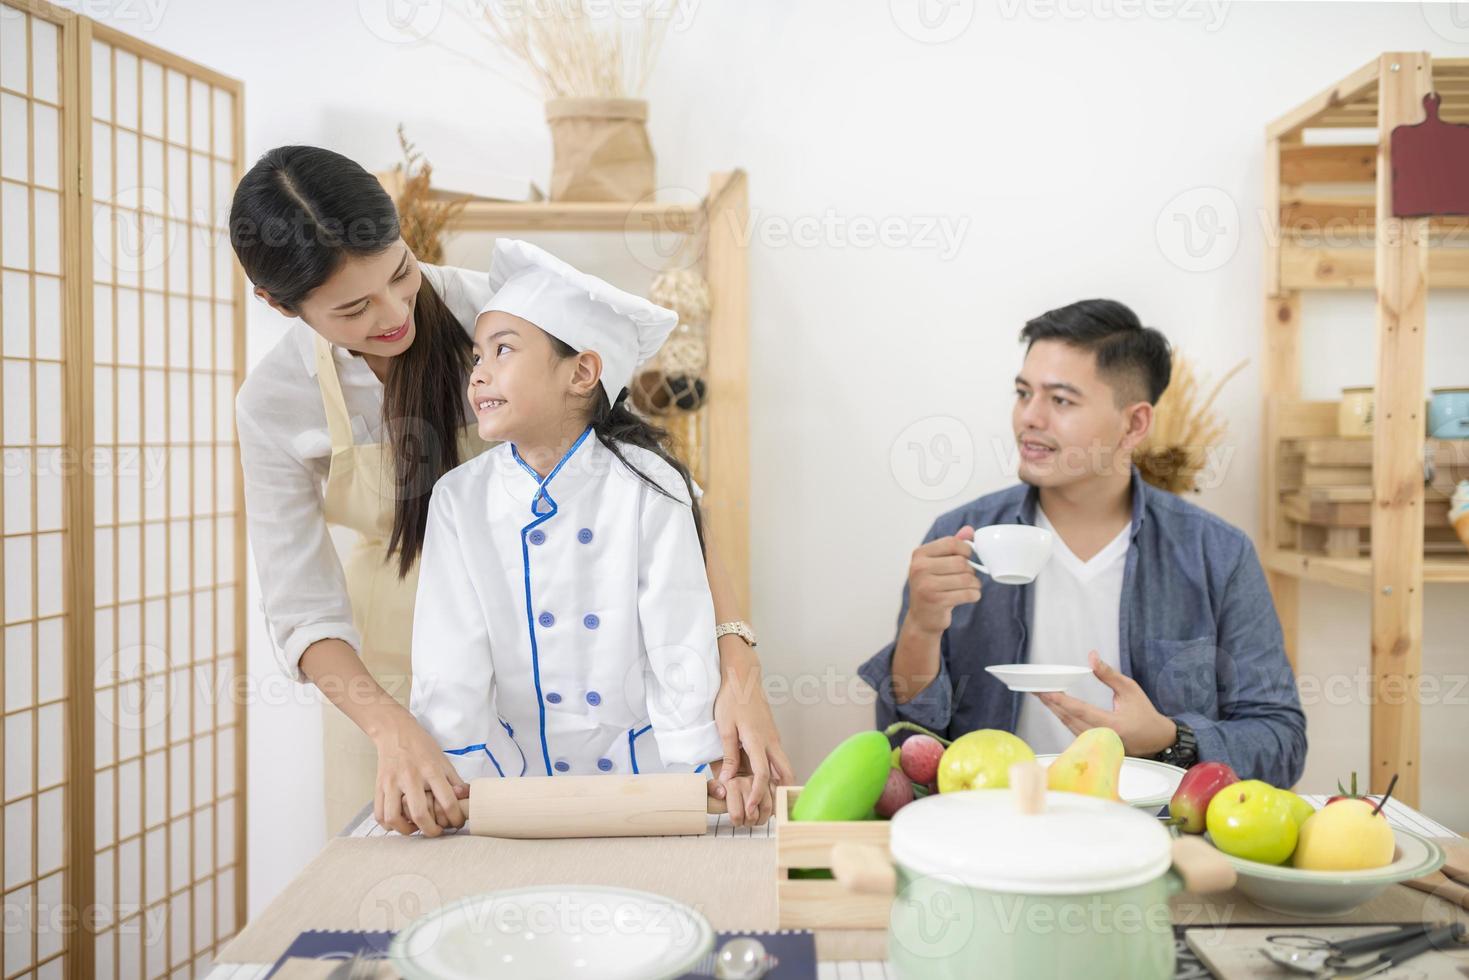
[1293,799,1396,871]
[1046,727,1124,801]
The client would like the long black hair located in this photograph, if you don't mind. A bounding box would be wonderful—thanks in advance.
[228,145,472,578]
[549,337,706,555]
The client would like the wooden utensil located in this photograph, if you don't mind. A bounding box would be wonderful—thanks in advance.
[467,773,726,839]
[1403,870,1469,911]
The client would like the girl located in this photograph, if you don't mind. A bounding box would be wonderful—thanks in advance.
[410,240,745,794]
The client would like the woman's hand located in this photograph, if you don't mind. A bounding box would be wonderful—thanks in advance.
[370,705,470,837]
[711,637,794,825]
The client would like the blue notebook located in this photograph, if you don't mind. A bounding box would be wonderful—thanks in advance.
[264,927,817,978]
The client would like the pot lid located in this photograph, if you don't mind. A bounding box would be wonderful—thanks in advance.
[889,790,1173,894]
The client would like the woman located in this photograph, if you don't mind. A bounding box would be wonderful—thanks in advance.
[229,145,790,836]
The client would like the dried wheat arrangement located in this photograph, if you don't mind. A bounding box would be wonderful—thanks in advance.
[1134,353,1248,494]
[438,0,680,99]
[389,126,469,265]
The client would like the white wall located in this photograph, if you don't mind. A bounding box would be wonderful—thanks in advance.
[87,0,1469,919]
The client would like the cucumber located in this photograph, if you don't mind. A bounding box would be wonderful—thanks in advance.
[791,730,892,822]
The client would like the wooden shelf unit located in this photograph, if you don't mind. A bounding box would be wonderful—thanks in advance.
[1262,53,1469,808]
[377,173,752,611]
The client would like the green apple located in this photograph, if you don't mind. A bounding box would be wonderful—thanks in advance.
[1279,788,1315,829]
[936,730,1035,793]
[1206,779,1299,865]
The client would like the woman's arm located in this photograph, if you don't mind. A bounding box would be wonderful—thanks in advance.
[702,535,793,823]
[299,639,466,835]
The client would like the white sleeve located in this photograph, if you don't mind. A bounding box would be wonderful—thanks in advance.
[236,397,361,683]
[420,261,495,337]
[638,486,723,768]
[409,484,520,780]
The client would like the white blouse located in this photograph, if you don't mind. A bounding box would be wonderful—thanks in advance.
[236,263,494,682]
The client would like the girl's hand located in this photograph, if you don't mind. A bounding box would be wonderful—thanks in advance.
[711,640,795,824]
[372,707,469,836]
[709,772,773,828]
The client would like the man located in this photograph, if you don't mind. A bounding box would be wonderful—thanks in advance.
[858,299,1306,787]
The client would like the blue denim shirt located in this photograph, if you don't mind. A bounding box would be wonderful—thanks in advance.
[857,469,1307,787]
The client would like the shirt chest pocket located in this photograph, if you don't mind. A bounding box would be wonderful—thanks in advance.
[1142,636,1219,717]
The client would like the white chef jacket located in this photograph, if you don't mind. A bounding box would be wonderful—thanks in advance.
[235,263,493,682]
[409,428,725,780]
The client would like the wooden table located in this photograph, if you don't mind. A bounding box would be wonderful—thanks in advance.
[206,796,1463,978]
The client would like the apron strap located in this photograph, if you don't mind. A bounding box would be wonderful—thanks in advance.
[313,334,357,454]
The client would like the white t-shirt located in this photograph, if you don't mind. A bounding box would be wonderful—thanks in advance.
[1014,507,1132,755]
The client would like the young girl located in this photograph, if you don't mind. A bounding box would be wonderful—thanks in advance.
[409,239,736,797]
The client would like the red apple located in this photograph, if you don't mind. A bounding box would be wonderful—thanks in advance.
[1168,761,1239,834]
[874,768,916,819]
[899,734,944,786]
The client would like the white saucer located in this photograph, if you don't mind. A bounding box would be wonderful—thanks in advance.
[985,663,1093,692]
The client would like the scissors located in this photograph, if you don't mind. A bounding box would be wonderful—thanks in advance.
[1263,922,1465,978]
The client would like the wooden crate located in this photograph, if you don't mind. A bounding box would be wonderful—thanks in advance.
[774,785,892,930]
[1276,437,1469,557]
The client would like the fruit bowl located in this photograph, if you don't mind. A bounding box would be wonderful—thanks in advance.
[1204,828,1444,917]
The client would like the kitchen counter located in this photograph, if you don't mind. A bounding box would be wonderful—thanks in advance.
[210,796,1464,977]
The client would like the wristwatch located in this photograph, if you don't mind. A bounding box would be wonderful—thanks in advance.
[714,621,758,648]
[1154,719,1198,768]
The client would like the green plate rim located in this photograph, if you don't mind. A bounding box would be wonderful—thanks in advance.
[1210,827,1445,886]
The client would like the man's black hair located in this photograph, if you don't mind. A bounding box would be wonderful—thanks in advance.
[1019,299,1172,405]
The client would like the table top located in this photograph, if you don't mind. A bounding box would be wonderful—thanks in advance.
[207,794,1462,979]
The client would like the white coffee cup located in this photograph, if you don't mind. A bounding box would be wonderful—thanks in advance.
[967,524,1053,585]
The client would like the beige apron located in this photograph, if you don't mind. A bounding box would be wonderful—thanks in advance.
[313,334,492,834]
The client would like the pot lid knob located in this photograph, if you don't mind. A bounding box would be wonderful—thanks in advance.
[1010,760,1047,815]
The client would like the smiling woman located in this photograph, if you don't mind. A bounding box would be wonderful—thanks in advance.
[227,146,790,836]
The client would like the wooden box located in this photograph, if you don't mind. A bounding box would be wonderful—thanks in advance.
[774,785,892,930]
[1276,437,1469,557]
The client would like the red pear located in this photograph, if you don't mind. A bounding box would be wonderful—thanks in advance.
[1168,761,1240,834]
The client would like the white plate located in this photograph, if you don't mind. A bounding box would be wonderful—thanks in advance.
[985,663,1093,692]
[1033,754,1187,810]
[389,885,714,980]
[1206,828,1444,917]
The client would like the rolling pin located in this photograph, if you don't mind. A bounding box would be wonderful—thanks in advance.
[467,773,727,839]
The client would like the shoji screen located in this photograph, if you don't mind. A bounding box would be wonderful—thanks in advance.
[1,4,72,978]
[82,19,246,980]
[0,2,246,976]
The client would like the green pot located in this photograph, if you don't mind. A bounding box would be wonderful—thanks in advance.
[833,769,1236,980]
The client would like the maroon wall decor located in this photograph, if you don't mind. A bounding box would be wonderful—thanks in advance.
[1392,92,1469,217]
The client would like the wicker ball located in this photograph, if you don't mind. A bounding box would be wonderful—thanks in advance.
[649,268,711,327]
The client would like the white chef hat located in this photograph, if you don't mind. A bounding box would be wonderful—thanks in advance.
[480,239,678,403]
